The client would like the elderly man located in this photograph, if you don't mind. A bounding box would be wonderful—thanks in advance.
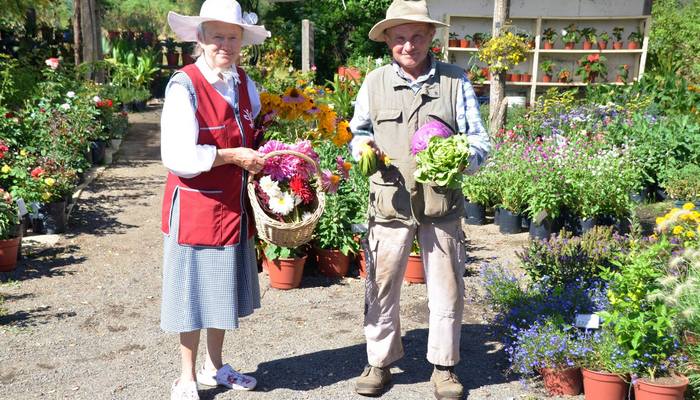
[349,1,490,399]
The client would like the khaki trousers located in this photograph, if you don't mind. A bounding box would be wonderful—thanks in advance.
[363,218,466,367]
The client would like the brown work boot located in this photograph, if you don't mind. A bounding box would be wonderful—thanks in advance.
[355,365,391,396]
[431,365,464,400]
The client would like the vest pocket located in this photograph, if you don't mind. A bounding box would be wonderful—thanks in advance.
[369,175,410,220]
[423,184,462,218]
[177,188,224,247]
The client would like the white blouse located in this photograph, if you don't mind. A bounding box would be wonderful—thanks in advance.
[160,56,261,178]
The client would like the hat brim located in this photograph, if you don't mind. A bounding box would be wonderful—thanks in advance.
[167,11,270,45]
[368,16,448,42]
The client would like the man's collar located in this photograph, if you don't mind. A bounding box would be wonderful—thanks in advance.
[391,53,436,84]
[195,56,240,85]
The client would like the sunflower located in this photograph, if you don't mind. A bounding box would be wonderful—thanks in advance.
[332,120,353,147]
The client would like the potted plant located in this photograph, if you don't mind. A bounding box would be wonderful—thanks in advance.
[660,164,700,204]
[561,24,580,49]
[616,64,630,83]
[510,69,521,82]
[448,32,459,48]
[579,328,634,400]
[558,68,572,83]
[477,32,528,78]
[162,37,179,67]
[597,31,610,49]
[0,188,21,272]
[517,32,534,49]
[472,32,484,48]
[263,243,307,289]
[180,42,195,65]
[521,70,532,82]
[460,33,472,48]
[542,27,557,49]
[575,53,608,83]
[580,27,597,50]
[540,60,556,82]
[461,169,492,225]
[509,320,584,396]
[628,29,643,49]
[404,238,424,284]
[612,27,624,49]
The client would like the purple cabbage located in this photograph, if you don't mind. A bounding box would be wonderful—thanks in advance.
[410,119,453,155]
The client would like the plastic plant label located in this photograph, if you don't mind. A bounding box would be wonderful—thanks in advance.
[575,313,600,329]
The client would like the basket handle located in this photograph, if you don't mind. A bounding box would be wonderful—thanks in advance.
[256,149,322,180]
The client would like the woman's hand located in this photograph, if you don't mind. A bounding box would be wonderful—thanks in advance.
[214,148,265,174]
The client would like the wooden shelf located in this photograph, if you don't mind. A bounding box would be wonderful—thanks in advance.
[444,14,651,105]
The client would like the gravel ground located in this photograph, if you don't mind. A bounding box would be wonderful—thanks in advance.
[0,108,581,400]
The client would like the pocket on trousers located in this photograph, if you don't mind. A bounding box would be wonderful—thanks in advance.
[369,175,410,220]
[177,188,224,247]
[423,184,461,218]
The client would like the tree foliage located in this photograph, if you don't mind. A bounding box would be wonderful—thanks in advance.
[648,0,700,82]
[263,0,391,80]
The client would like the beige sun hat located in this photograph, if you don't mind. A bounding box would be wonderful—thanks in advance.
[167,0,270,45]
[368,0,448,42]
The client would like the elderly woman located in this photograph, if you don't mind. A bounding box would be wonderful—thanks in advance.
[159,1,270,399]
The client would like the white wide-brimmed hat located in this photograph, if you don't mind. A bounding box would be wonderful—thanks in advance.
[368,0,448,42]
[167,0,270,45]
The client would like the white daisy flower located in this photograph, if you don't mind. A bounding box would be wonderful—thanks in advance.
[269,192,295,216]
[302,211,314,221]
[93,95,101,103]
[561,29,567,36]
[60,103,71,110]
[66,91,76,98]
[259,175,281,197]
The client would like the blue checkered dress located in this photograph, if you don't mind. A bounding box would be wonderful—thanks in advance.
[160,188,261,333]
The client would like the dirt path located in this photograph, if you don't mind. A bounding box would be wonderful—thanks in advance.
[0,108,569,400]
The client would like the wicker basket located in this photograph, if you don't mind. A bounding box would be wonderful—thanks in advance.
[247,150,325,247]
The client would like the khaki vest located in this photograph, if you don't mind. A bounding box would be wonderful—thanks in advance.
[366,61,465,224]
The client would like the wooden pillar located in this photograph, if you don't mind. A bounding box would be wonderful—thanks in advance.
[489,0,510,136]
[79,0,104,81]
[301,19,314,72]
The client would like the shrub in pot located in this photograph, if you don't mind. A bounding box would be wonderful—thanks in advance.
[661,164,700,204]
[461,169,493,225]
[263,243,306,289]
[0,188,21,272]
[579,328,633,400]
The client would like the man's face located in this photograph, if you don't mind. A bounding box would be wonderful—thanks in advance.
[384,23,435,72]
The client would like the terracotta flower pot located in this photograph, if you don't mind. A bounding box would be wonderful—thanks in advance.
[598,40,608,50]
[616,75,625,83]
[583,40,593,50]
[510,73,521,82]
[582,369,629,400]
[634,375,689,400]
[459,38,470,48]
[542,74,553,83]
[357,251,367,278]
[448,39,459,47]
[543,40,554,49]
[613,41,623,50]
[0,237,21,272]
[404,254,425,283]
[628,41,640,49]
[540,367,583,396]
[564,42,575,50]
[266,255,306,289]
[166,52,180,67]
[521,73,531,82]
[505,73,512,81]
[316,248,350,278]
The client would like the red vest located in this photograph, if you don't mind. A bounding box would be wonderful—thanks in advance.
[161,65,255,247]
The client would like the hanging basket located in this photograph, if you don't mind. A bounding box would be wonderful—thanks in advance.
[247,150,325,248]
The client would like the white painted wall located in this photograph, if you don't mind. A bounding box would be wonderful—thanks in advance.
[428,0,647,20]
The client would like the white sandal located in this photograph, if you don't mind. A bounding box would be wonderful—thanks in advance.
[170,379,199,400]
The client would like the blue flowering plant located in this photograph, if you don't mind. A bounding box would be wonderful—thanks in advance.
[508,320,588,378]
[578,327,634,375]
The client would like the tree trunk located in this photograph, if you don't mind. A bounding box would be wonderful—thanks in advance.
[489,0,510,136]
[80,0,104,82]
[73,0,82,65]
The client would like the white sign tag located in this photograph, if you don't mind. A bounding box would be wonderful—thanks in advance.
[16,198,28,216]
[575,313,600,329]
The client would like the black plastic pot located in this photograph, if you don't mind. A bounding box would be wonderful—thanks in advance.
[499,209,522,234]
[630,186,651,204]
[529,217,563,240]
[579,217,596,234]
[42,201,67,234]
[494,207,502,226]
[90,140,106,165]
[521,215,531,230]
[465,201,486,225]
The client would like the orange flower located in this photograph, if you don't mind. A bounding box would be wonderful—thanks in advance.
[332,120,353,147]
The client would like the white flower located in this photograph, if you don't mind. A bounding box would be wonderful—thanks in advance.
[561,29,567,36]
[269,192,295,216]
[93,95,101,103]
[60,103,71,110]
[288,66,294,73]
[294,195,302,206]
[66,91,75,98]
[302,211,314,221]
[259,175,281,197]
[375,58,383,66]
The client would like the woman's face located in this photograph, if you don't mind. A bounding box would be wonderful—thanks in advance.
[199,21,244,70]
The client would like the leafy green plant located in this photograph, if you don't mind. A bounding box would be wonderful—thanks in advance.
[598,31,610,43]
[264,243,305,260]
[580,27,597,43]
[540,60,556,75]
[628,29,643,44]
[414,135,472,189]
[542,27,558,43]
[461,169,493,206]
[0,187,19,240]
[561,24,581,44]
[612,27,624,42]
[575,53,607,82]
[661,164,700,202]
[578,327,634,374]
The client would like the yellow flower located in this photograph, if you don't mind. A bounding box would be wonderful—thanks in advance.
[44,177,56,186]
[683,202,696,211]
[656,216,666,226]
[686,230,696,239]
[332,120,352,147]
[1,165,10,174]
[41,192,51,201]
[20,149,27,157]
[673,225,684,235]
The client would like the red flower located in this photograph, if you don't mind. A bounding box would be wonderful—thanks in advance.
[587,54,600,63]
[289,175,314,204]
[30,167,44,178]
[4,112,14,119]
[106,99,113,107]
